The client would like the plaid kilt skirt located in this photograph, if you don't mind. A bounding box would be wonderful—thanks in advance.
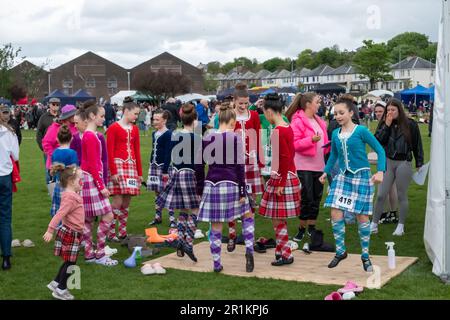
[245,164,264,195]
[156,168,200,210]
[108,159,141,196]
[324,170,374,215]
[54,225,82,263]
[198,181,250,223]
[259,172,301,219]
[146,163,172,193]
[82,171,113,217]
[50,180,62,217]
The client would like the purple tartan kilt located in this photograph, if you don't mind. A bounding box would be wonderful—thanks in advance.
[156,168,200,210]
[198,181,250,223]
[146,163,173,193]
[82,171,112,217]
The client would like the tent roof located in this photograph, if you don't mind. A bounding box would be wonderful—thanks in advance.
[72,89,94,98]
[46,89,69,99]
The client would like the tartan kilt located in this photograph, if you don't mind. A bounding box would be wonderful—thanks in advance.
[259,172,301,219]
[146,163,172,193]
[156,168,200,210]
[108,159,141,196]
[50,180,62,217]
[245,164,264,195]
[82,171,112,217]
[198,181,250,223]
[54,225,82,263]
[324,170,374,215]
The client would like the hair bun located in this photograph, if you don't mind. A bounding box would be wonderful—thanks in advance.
[265,93,280,101]
[123,96,134,104]
[219,103,232,112]
[235,82,248,91]
[181,103,194,115]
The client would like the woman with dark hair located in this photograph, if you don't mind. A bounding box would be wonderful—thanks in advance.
[370,98,424,236]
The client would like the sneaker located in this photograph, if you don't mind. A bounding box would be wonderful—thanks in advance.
[52,288,74,300]
[104,245,118,257]
[370,222,378,234]
[169,221,177,228]
[392,224,405,236]
[47,281,59,292]
[293,229,306,242]
[194,229,205,239]
[148,219,162,226]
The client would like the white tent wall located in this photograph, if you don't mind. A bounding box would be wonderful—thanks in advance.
[424,0,450,283]
[110,90,137,106]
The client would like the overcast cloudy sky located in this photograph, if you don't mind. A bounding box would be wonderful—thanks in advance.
[0,0,441,69]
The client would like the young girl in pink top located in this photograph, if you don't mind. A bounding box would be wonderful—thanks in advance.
[78,101,117,266]
[287,93,330,242]
[43,165,84,300]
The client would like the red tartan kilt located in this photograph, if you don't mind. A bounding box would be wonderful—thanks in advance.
[108,159,141,196]
[258,172,301,219]
[245,164,264,195]
[54,225,82,263]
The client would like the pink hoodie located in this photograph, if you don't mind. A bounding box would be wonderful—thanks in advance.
[42,122,78,169]
[291,109,330,171]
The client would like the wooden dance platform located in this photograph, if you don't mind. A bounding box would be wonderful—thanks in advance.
[145,242,418,288]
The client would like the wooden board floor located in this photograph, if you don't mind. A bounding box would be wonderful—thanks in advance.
[144,241,418,288]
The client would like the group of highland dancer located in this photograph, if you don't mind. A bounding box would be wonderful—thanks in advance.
[40,82,393,299]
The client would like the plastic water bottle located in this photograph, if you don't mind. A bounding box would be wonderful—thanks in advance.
[385,242,396,270]
[135,246,142,265]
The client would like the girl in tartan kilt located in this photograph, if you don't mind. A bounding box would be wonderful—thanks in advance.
[156,103,204,262]
[43,165,84,300]
[147,109,176,227]
[258,93,301,266]
[78,101,117,267]
[49,125,79,218]
[106,97,143,242]
[226,82,264,255]
[319,97,386,272]
[198,103,253,273]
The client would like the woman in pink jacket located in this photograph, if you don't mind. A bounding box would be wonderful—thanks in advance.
[286,93,330,243]
[42,105,78,171]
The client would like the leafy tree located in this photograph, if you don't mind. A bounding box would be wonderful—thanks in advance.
[262,57,286,72]
[296,49,314,70]
[15,60,49,99]
[206,61,222,74]
[421,43,437,63]
[387,32,430,63]
[0,43,23,99]
[352,40,393,90]
[203,74,219,93]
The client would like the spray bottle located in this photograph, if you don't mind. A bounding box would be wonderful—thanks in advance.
[385,242,396,270]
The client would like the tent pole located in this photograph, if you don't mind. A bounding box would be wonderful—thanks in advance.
[442,0,450,284]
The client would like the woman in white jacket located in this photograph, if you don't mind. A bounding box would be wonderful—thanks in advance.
[0,105,20,271]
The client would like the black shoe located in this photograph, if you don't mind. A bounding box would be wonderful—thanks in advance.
[2,256,11,271]
[227,239,236,252]
[214,265,223,273]
[275,254,281,261]
[184,247,198,262]
[362,257,373,272]
[328,252,348,268]
[149,219,162,226]
[379,212,388,224]
[254,242,267,254]
[176,242,185,257]
[271,256,294,266]
[245,253,254,273]
[389,211,399,224]
[293,229,306,242]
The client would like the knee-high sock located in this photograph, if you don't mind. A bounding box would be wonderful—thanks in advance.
[95,219,111,259]
[228,220,236,241]
[177,213,188,247]
[109,209,120,238]
[209,229,222,270]
[358,221,371,260]
[332,219,346,256]
[274,221,291,259]
[243,215,254,255]
[118,208,129,238]
[155,203,162,221]
[185,214,197,251]
[83,217,95,260]
[169,209,176,223]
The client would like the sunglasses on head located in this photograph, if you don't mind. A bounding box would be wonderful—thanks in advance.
[1,110,10,114]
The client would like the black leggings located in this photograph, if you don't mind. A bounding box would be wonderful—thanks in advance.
[297,171,324,221]
[54,261,76,290]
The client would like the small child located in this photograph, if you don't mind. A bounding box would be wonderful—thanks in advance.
[319,97,386,272]
[258,93,301,266]
[43,165,84,300]
[50,125,79,218]
[147,109,176,227]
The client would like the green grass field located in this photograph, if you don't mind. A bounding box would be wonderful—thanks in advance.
[1,123,449,300]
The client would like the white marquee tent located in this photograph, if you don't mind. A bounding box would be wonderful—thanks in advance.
[110,90,137,106]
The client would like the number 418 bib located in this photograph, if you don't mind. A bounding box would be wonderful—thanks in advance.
[334,193,356,211]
